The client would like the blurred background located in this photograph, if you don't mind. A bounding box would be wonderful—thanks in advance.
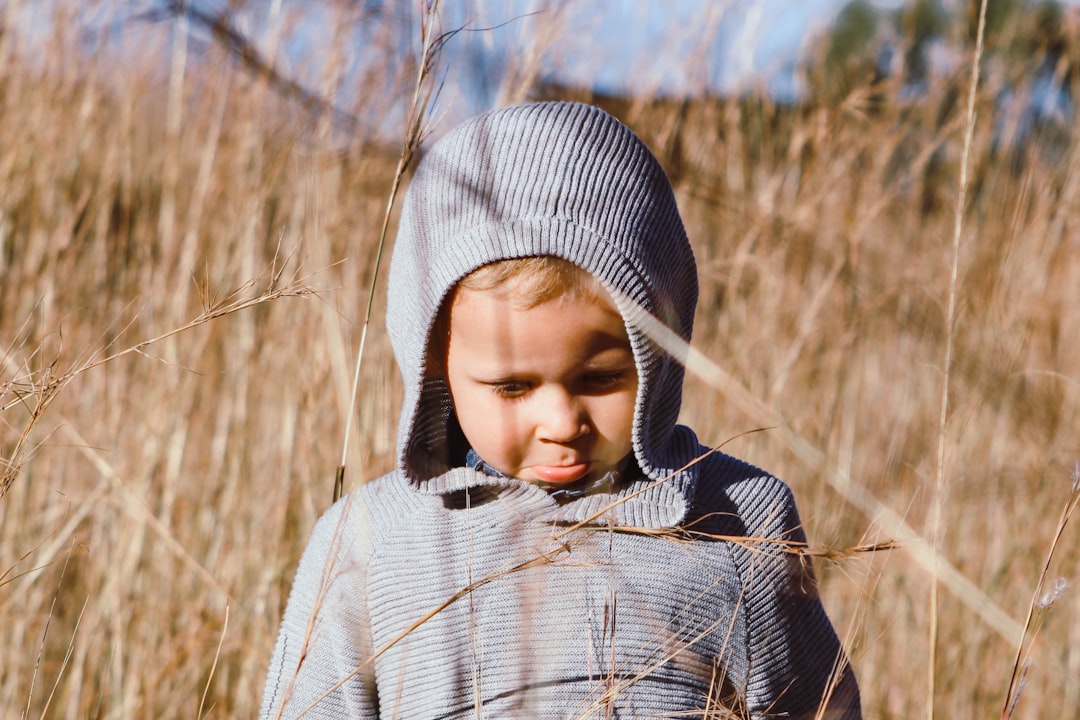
[2,1,1079,717]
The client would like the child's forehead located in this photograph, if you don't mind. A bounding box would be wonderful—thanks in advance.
[454,256,611,310]
[448,282,630,352]
[454,279,617,315]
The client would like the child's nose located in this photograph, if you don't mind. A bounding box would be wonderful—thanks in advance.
[536,388,589,443]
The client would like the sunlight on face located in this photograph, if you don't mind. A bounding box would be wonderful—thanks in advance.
[445,285,638,485]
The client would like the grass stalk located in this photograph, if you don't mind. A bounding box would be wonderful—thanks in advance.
[0,255,313,499]
[929,1,989,715]
[198,602,230,720]
[1000,464,1080,718]
[335,0,448,502]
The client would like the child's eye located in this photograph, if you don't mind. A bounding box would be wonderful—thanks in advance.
[583,370,630,391]
[489,380,533,399]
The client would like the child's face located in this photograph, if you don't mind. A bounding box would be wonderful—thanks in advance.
[444,285,638,485]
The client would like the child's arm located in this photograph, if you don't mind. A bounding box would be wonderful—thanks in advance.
[728,474,861,720]
[260,495,378,720]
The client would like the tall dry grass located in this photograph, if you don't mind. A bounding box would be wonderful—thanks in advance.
[2,2,1078,718]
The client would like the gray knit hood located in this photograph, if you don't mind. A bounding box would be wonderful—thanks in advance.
[386,101,700,523]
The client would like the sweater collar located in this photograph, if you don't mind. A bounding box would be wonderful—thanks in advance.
[465,449,626,505]
[407,435,699,529]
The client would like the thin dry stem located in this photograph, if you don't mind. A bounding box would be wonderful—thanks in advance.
[24,540,78,718]
[929,1,990,716]
[198,602,230,720]
[39,596,88,719]
[1,257,314,498]
[1001,467,1080,718]
[336,0,449,502]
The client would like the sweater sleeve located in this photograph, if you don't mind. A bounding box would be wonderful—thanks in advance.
[260,494,379,720]
[729,476,862,720]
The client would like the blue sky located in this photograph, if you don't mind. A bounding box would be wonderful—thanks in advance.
[261,0,868,124]
[17,0,1073,130]
[477,0,850,99]
[141,1,865,97]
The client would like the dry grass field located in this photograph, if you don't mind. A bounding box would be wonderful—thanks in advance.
[2,2,1079,718]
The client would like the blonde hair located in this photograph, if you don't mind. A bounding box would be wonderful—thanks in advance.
[457,256,602,308]
[427,256,612,374]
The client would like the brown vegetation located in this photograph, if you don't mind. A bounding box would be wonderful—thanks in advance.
[2,2,1078,718]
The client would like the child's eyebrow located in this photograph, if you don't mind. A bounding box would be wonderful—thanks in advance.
[581,356,636,371]
[579,340,636,363]
[468,348,635,380]
[473,371,532,383]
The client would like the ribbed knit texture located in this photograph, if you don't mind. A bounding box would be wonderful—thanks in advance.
[261,102,861,719]
[385,101,696,490]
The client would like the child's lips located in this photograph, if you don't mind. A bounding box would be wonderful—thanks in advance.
[530,463,590,484]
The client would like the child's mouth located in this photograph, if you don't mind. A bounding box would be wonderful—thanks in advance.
[530,463,590,484]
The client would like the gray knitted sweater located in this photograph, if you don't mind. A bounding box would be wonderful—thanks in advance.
[261,102,860,719]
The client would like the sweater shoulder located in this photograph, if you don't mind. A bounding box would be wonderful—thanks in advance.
[342,469,421,520]
[304,471,422,561]
[686,449,804,540]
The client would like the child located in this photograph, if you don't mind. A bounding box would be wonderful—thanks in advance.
[261,102,861,719]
